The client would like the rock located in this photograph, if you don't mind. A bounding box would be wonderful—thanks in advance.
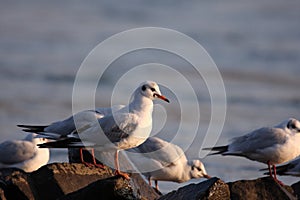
[58,176,138,200]
[228,177,296,200]
[0,168,35,200]
[67,148,160,199]
[159,177,230,200]
[291,181,300,198]
[0,163,160,200]
[0,161,298,200]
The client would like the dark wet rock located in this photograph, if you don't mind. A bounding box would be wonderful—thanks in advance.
[59,176,139,200]
[0,163,159,200]
[0,168,35,200]
[159,177,230,200]
[68,148,161,199]
[228,177,296,200]
[0,162,298,200]
[291,181,300,199]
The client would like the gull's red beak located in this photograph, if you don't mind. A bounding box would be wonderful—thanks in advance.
[204,174,211,179]
[154,94,170,103]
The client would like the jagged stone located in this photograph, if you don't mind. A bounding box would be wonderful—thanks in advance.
[159,177,230,200]
[29,163,114,200]
[0,163,160,200]
[68,149,161,199]
[0,168,35,200]
[291,181,300,199]
[1,162,299,200]
[228,177,296,200]
[59,176,140,200]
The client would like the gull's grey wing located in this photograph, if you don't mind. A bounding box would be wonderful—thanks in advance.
[45,109,110,135]
[77,112,139,146]
[0,140,36,164]
[95,105,125,116]
[228,127,288,154]
[18,111,100,136]
[128,137,185,166]
[18,105,125,137]
[98,113,138,143]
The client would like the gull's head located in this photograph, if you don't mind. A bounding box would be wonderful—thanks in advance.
[287,118,300,133]
[189,159,211,179]
[137,81,169,103]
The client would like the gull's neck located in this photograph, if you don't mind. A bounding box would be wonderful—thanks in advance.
[171,160,192,182]
[129,92,153,116]
[181,161,194,181]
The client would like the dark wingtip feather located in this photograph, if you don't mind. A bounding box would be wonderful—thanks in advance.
[17,124,48,132]
[203,145,228,155]
[22,129,36,133]
[38,137,83,148]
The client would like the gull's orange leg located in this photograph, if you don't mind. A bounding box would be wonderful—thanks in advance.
[272,164,284,186]
[114,150,130,180]
[267,161,284,186]
[90,148,105,168]
[155,180,159,191]
[80,148,94,167]
[148,177,152,187]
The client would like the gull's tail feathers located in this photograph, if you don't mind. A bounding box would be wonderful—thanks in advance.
[203,145,229,155]
[38,137,96,149]
[17,124,48,133]
[38,137,82,148]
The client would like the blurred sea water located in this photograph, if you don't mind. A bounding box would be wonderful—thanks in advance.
[0,0,300,193]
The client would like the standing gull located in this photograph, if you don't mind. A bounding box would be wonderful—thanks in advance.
[18,105,125,166]
[127,137,210,190]
[0,133,49,172]
[204,118,300,185]
[21,81,169,179]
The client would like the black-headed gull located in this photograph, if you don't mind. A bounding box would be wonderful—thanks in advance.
[204,118,300,185]
[20,81,169,179]
[18,105,125,166]
[0,133,49,172]
[18,105,125,137]
[127,137,210,190]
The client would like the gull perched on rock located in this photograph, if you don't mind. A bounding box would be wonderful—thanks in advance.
[0,133,49,172]
[127,137,210,190]
[18,105,125,166]
[19,81,169,179]
[204,118,300,185]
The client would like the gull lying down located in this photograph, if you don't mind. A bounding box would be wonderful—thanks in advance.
[127,137,210,190]
[0,133,49,172]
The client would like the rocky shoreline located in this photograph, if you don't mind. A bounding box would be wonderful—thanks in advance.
[0,163,299,200]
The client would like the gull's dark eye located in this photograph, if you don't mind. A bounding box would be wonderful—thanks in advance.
[142,85,146,91]
[288,121,296,129]
[150,88,156,92]
[291,123,296,129]
[196,167,202,171]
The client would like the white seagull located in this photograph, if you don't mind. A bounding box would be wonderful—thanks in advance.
[18,105,125,166]
[127,137,210,190]
[19,81,169,179]
[204,118,300,185]
[0,133,49,172]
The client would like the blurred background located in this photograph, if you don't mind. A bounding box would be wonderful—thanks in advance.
[1,0,300,193]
